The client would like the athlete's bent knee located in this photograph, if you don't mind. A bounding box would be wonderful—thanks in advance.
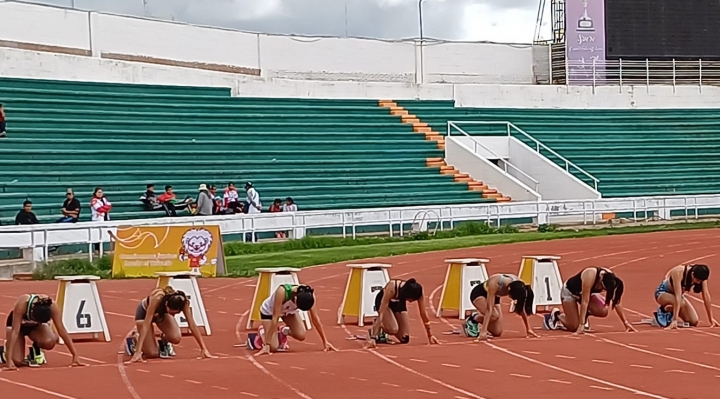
[35,335,58,350]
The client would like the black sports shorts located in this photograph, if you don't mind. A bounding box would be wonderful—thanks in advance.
[470,283,500,305]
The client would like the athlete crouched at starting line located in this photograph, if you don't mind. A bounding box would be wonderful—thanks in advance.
[1,294,86,369]
[543,267,636,334]
[254,284,337,356]
[126,286,215,364]
[365,278,440,348]
[465,273,540,340]
[654,264,720,328]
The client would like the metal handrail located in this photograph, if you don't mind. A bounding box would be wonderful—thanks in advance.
[447,120,599,191]
[446,121,540,193]
[558,58,720,88]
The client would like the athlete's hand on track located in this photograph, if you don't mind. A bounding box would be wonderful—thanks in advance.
[323,342,339,352]
[254,345,272,357]
[125,353,146,365]
[363,338,377,349]
[70,357,88,367]
[710,319,720,328]
[474,332,492,342]
[664,320,678,330]
[428,335,440,345]
[572,325,585,335]
[526,329,540,338]
[199,349,218,359]
[3,363,18,371]
[625,323,638,333]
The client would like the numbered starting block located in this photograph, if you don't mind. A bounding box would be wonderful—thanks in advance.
[436,259,489,319]
[155,272,211,336]
[247,267,312,330]
[515,255,563,314]
[337,263,392,326]
[54,275,111,344]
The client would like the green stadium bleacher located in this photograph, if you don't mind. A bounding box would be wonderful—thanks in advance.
[0,78,499,224]
[398,100,720,198]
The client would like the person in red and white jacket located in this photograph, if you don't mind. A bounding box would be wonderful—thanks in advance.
[90,187,112,222]
[223,182,241,213]
[90,187,111,253]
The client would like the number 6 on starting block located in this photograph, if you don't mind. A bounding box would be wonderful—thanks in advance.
[54,275,111,344]
[155,272,211,335]
[515,255,563,313]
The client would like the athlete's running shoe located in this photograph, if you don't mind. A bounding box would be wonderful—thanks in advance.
[543,308,561,330]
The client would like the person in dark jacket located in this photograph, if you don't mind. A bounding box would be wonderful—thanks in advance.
[16,200,39,225]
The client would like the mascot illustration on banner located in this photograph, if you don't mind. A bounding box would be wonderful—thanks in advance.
[178,228,217,274]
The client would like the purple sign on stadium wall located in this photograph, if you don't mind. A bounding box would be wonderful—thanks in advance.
[565,0,606,84]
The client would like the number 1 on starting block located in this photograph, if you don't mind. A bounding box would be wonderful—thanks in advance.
[516,255,563,313]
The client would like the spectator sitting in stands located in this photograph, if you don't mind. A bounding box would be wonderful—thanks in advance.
[223,182,242,214]
[208,184,223,215]
[283,197,298,212]
[0,103,6,138]
[140,184,161,211]
[269,198,286,238]
[15,200,39,225]
[157,185,192,217]
[57,188,81,223]
[195,184,214,216]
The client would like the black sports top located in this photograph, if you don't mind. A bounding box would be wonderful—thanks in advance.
[565,267,605,296]
[668,265,693,293]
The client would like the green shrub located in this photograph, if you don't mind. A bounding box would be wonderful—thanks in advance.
[33,257,112,280]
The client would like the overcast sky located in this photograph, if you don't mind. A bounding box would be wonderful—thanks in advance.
[18,0,550,44]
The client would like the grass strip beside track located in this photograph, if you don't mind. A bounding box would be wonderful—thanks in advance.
[225,221,720,276]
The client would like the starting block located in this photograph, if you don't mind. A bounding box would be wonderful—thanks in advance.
[515,255,563,314]
[337,263,392,326]
[54,275,111,344]
[436,258,489,319]
[247,267,312,331]
[155,272,211,336]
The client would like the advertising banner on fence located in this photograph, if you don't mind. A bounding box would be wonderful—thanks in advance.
[111,225,226,278]
[565,0,606,84]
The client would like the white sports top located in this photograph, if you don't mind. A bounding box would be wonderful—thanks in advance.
[259,284,299,317]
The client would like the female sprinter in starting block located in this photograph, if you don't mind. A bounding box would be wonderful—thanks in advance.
[465,273,539,340]
[543,267,636,334]
[254,284,337,356]
[1,294,86,370]
[365,278,440,348]
[126,286,216,364]
[653,264,720,329]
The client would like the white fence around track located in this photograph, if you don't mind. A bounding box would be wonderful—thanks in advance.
[2,194,720,264]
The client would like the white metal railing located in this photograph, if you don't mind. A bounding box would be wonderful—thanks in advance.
[447,121,540,193]
[560,59,720,90]
[445,120,599,191]
[2,194,720,266]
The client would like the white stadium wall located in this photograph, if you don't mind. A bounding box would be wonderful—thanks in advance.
[2,1,720,108]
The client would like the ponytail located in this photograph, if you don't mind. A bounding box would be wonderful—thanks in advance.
[399,278,423,301]
[295,285,315,311]
[508,281,534,315]
[30,297,53,323]
[602,273,623,309]
[161,286,188,311]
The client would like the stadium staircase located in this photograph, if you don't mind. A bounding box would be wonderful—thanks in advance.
[399,100,720,198]
[378,100,510,202]
[0,77,502,224]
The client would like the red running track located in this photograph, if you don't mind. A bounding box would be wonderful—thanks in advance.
[1,229,720,399]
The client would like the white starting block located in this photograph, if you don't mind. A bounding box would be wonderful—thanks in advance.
[436,258,490,319]
[247,267,312,331]
[515,255,563,314]
[54,275,111,344]
[155,271,211,336]
[337,263,392,326]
